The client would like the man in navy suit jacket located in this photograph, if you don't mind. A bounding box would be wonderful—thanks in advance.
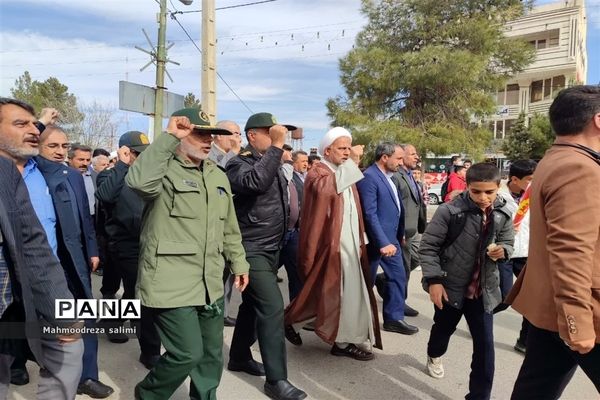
[357,142,419,335]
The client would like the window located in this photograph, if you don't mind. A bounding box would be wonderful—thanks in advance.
[526,29,560,50]
[531,80,543,102]
[530,75,566,103]
[504,119,515,136]
[506,84,519,105]
[496,88,505,104]
[494,121,503,140]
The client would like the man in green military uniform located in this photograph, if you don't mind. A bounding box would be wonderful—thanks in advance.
[226,113,307,400]
[126,108,250,400]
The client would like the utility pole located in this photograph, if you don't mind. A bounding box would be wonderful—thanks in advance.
[202,0,217,124]
[153,0,168,136]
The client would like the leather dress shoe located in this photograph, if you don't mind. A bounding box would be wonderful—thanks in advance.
[404,304,419,317]
[330,343,374,361]
[10,367,29,386]
[264,379,307,400]
[139,353,161,370]
[224,316,237,327]
[285,325,302,346]
[227,359,265,376]
[77,378,114,398]
[383,320,419,335]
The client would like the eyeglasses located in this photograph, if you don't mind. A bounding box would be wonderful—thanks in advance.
[44,143,71,150]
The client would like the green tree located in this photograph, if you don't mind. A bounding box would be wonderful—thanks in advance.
[327,0,535,158]
[502,112,531,160]
[183,92,201,108]
[11,71,84,127]
[528,113,554,159]
[502,112,554,160]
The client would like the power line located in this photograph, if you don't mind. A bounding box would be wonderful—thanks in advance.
[172,0,277,15]
[169,13,254,113]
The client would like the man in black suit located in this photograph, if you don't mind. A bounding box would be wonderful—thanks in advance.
[0,154,83,399]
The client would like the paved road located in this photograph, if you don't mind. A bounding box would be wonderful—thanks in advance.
[10,266,597,400]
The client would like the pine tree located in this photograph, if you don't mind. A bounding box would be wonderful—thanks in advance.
[327,0,535,158]
[502,112,532,160]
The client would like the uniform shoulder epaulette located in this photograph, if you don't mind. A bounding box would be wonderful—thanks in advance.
[239,150,252,157]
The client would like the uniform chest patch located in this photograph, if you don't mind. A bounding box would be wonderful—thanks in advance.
[183,179,198,188]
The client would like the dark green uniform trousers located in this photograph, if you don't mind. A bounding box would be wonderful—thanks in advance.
[136,297,224,400]
[229,250,287,381]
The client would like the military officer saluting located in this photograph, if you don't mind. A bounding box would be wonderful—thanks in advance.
[126,108,250,400]
[226,113,307,400]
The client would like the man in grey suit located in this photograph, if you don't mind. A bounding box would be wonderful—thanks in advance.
[208,120,242,327]
[391,144,427,317]
[0,98,84,400]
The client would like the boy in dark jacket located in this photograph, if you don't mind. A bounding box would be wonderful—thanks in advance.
[419,163,514,400]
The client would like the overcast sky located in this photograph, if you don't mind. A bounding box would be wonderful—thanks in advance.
[1,0,598,151]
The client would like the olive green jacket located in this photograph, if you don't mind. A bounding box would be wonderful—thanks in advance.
[126,132,249,308]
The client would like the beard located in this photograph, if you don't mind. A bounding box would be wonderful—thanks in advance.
[0,142,39,160]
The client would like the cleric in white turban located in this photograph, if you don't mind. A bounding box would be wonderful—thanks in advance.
[284,127,382,361]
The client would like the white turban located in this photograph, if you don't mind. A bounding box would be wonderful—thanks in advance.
[318,126,352,156]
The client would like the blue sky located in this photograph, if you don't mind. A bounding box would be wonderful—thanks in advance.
[1,0,598,151]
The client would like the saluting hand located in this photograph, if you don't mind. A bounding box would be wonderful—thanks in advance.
[167,116,194,139]
[117,145,132,165]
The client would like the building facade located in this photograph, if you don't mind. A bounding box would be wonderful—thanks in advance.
[489,0,587,140]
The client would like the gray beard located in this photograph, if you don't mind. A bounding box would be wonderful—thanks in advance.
[0,142,39,161]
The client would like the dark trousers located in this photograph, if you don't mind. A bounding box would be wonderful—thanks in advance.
[100,240,122,297]
[137,298,224,400]
[427,298,495,400]
[511,325,600,399]
[278,229,303,302]
[81,320,99,382]
[498,257,530,343]
[369,246,406,321]
[229,250,287,382]
[117,256,161,357]
[400,236,415,299]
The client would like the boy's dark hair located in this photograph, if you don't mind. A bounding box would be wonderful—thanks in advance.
[93,148,110,158]
[549,85,600,136]
[282,143,293,152]
[454,165,466,174]
[0,98,35,122]
[509,159,537,179]
[466,162,501,185]
[463,159,472,165]
[450,155,461,164]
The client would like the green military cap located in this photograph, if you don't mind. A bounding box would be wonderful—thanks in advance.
[171,107,233,135]
[244,112,297,132]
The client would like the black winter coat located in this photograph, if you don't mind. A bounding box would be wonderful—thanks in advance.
[225,145,288,253]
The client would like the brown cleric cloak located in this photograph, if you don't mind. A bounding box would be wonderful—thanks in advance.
[284,162,382,349]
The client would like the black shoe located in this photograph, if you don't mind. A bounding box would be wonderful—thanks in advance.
[10,367,29,386]
[224,316,237,327]
[514,339,526,354]
[285,325,302,346]
[264,380,307,400]
[139,353,161,370]
[227,359,266,376]
[383,320,419,335]
[374,272,387,300]
[330,343,374,361]
[404,304,419,317]
[77,379,114,399]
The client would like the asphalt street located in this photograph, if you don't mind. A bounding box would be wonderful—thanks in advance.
[9,205,598,399]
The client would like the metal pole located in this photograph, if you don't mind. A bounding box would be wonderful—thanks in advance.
[154,0,168,136]
[202,0,217,124]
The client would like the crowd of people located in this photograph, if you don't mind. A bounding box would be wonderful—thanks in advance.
[0,84,598,400]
